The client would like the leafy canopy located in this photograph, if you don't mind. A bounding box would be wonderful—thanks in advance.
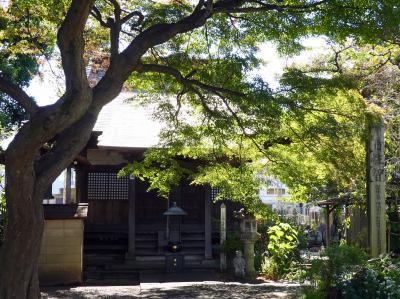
[118,0,400,209]
[1,0,400,208]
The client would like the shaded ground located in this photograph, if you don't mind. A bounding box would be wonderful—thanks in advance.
[42,280,299,299]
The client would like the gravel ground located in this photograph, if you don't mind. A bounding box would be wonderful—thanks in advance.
[41,281,300,299]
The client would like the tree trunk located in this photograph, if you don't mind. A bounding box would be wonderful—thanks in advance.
[0,106,99,298]
[0,164,45,298]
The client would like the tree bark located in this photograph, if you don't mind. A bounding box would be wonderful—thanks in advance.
[0,164,44,299]
[0,114,97,298]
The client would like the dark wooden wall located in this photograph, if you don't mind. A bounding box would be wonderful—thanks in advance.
[78,167,239,233]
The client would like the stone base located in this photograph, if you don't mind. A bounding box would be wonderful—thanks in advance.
[39,219,84,285]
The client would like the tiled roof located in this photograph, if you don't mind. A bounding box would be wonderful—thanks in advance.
[94,92,163,148]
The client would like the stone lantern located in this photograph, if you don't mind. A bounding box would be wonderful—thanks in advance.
[236,209,260,277]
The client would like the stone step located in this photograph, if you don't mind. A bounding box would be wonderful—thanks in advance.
[181,235,205,241]
[181,240,205,246]
[85,244,127,250]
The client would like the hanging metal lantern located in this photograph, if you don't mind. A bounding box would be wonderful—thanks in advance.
[163,202,187,216]
[163,202,187,252]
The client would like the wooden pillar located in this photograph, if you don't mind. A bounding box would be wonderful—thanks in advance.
[127,175,136,257]
[204,186,212,259]
[75,168,87,203]
[220,203,227,271]
[63,167,72,204]
[367,119,387,256]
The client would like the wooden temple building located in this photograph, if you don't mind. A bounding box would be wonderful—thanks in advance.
[41,93,241,284]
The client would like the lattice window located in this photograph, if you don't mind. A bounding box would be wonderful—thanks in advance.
[87,172,129,200]
[211,187,220,201]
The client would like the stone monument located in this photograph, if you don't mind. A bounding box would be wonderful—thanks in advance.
[233,250,245,278]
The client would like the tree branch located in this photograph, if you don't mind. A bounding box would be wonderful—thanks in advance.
[92,0,327,108]
[90,6,108,27]
[92,0,215,106]
[136,63,245,98]
[214,0,329,13]
[0,75,39,116]
[5,1,95,167]
[57,0,94,90]
[137,61,278,159]
[35,106,100,186]
[121,10,144,26]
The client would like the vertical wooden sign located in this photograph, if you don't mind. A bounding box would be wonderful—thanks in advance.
[367,119,387,256]
[220,203,227,271]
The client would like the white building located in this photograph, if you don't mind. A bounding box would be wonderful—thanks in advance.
[259,178,322,225]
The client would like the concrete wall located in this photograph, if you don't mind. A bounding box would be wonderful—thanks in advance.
[39,219,84,285]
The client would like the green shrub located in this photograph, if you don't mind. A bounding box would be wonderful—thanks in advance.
[367,254,400,286]
[261,222,300,279]
[255,220,275,271]
[296,287,325,299]
[297,246,400,298]
[303,244,368,291]
[337,255,400,299]
[267,223,299,260]
[297,227,308,250]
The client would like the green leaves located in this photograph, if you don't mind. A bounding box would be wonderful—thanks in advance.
[267,222,299,256]
[119,149,193,198]
[261,222,300,278]
[0,0,66,133]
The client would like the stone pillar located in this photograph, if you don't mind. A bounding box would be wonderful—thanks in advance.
[367,119,387,256]
[241,232,259,277]
[220,203,227,271]
[204,186,212,259]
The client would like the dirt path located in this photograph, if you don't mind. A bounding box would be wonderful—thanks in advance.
[42,281,299,298]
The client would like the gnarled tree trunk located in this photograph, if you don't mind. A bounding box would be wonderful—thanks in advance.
[0,164,44,298]
[0,111,97,298]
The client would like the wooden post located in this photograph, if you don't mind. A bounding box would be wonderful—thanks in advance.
[75,168,87,203]
[367,119,387,257]
[220,203,227,271]
[63,167,72,204]
[325,205,330,247]
[127,175,136,257]
[204,186,212,259]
